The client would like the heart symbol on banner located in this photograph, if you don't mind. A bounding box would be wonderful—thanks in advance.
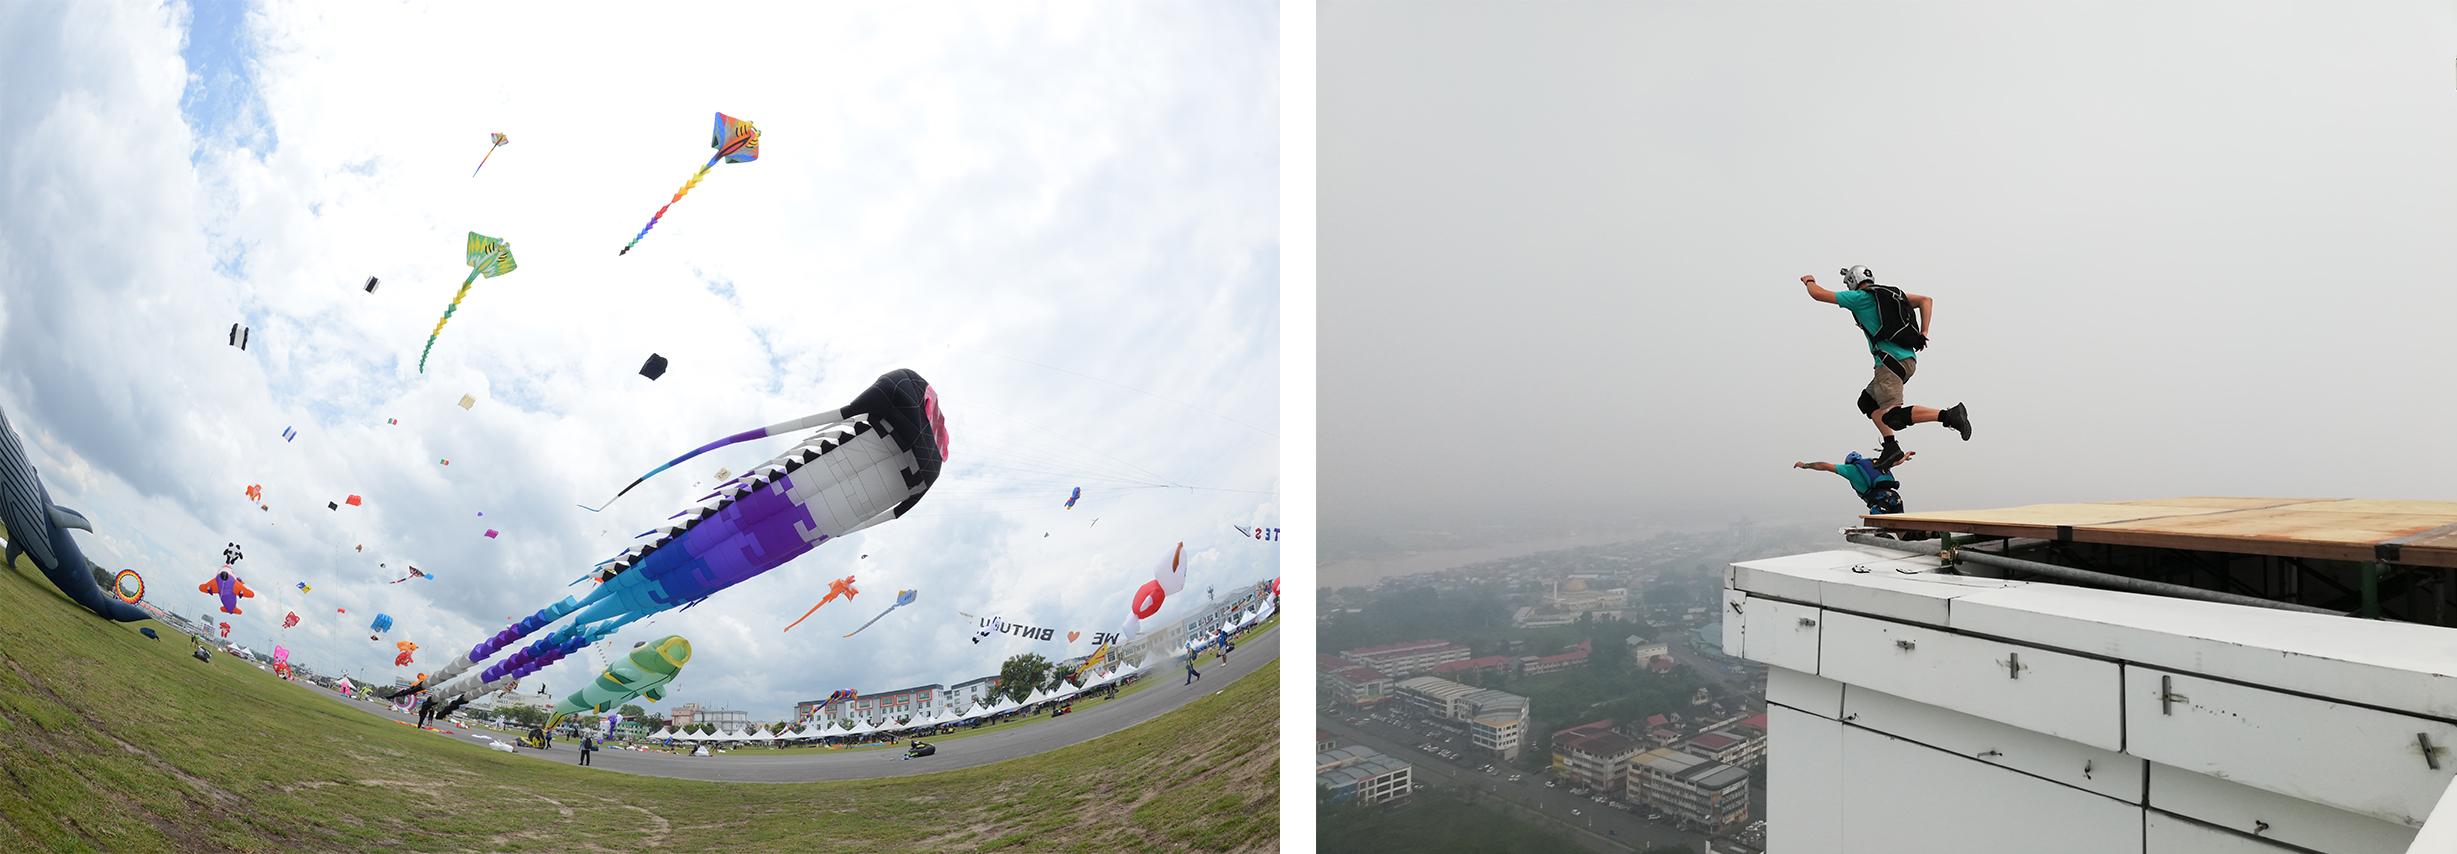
[1068,631,1081,642]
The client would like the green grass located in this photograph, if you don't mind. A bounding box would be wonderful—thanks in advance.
[0,555,1278,853]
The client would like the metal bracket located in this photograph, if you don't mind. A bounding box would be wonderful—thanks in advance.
[1797,617,1817,628]
[2082,760,2093,780]
[1895,639,1916,651]
[2421,733,2447,771]
[2160,675,2188,716]
[1729,599,1745,614]
[1976,749,2002,759]
[1998,652,2028,680]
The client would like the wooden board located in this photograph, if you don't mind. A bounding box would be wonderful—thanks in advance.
[1864,498,2457,569]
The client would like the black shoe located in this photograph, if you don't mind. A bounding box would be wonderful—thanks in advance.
[1940,403,1972,441]
[1875,438,1905,470]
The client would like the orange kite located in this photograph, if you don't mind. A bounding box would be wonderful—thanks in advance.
[782,575,858,632]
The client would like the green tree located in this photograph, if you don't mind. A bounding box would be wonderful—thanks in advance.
[87,559,113,591]
[998,653,1053,704]
[498,705,547,729]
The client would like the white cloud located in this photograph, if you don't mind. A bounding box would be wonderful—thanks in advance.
[0,1,1278,719]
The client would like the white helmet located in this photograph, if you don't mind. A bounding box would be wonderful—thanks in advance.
[1840,265,1876,289]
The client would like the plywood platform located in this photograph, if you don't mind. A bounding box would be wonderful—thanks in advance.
[1864,498,2457,568]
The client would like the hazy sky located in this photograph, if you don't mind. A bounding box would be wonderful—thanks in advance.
[0,1,1278,719]
[1323,3,2457,547]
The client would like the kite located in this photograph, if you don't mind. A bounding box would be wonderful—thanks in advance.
[471,132,509,176]
[395,650,415,667]
[296,582,311,593]
[440,459,450,466]
[243,486,260,503]
[458,394,476,410]
[347,495,362,506]
[365,276,380,294]
[282,612,298,629]
[546,635,692,727]
[840,589,917,638]
[485,529,499,539]
[1132,580,1164,620]
[111,569,144,604]
[369,613,394,639]
[1154,542,1187,596]
[1066,487,1080,509]
[971,617,999,645]
[617,112,760,256]
[218,622,231,638]
[229,324,249,350]
[398,641,419,654]
[641,353,668,380]
[782,575,859,632]
[387,369,943,711]
[416,232,518,373]
[389,567,432,584]
[199,571,256,615]
[225,543,245,563]
[140,627,159,640]
[328,502,338,511]
[1234,526,1280,541]
[282,427,297,443]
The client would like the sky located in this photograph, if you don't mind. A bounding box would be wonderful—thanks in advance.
[1322,2,2457,551]
[0,1,1279,721]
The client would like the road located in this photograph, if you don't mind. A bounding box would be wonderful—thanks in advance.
[312,624,1277,783]
[1318,710,1731,852]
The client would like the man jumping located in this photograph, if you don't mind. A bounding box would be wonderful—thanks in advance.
[1795,450,1914,516]
[1802,266,1971,467]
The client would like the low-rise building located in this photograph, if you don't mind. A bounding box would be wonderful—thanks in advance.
[1318,655,1393,706]
[1553,730,1644,797]
[1339,639,1471,677]
[1629,748,1750,830]
[1683,730,1765,769]
[1317,731,1337,752]
[1393,676,1530,760]
[1318,747,1413,806]
[1429,654,1515,681]
[850,684,944,722]
[946,675,1001,711]
[1519,639,1592,676]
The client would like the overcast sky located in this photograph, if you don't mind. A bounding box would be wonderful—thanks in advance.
[1323,3,2457,549]
[0,1,1277,720]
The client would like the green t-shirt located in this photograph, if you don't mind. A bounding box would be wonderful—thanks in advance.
[1834,463,1882,495]
[1834,288,1917,367]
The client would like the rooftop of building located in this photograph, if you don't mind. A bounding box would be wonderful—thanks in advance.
[1393,675,1485,698]
[1343,638,1462,656]
[1559,731,1643,757]
[1688,732,1743,750]
[863,684,944,697]
[1431,655,1514,674]
[1858,496,2457,624]
[1317,755,1412,786]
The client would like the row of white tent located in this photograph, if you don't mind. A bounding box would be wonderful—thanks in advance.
[636,597,1273,744]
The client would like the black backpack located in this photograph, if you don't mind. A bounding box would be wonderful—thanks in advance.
[1859,284,1927,352]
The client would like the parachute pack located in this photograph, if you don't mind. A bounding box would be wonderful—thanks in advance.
[1857,284,1927,354]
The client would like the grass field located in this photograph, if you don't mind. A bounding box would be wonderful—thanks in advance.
[0,555,1278,853]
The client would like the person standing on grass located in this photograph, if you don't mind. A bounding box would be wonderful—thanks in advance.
[1800,266,1971,467]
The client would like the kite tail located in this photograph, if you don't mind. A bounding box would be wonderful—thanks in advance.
[617,155,724,256]
[415,267,486,373]
[583,407,850,511]
[472,147,496,177]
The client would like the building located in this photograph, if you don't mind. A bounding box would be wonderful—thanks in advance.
[1628,635,1671,667]
[1547,582,1631,620]
[849,684,943,722]
[666,702,745,729]
[1519,639,1592,676]
[1738,496,2457,852]
[1317,655,1393,706]
[1318,747,1414,806]
[1682,730,1764,769]
[1511,606,1582,629]
[1554,729,1645,797]
[946,675,1001,711]
[1429,654,1515,681]
[1318,731,1338,752]
[1629,748,1750,830]
[1339,639,1471,677]
[1394,676,1530,760]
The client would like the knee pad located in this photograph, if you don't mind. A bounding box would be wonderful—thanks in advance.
[1882,406,1915,430]
[1857,389,1879,416]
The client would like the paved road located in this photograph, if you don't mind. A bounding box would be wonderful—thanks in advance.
[314,625,1277,783]
[1318,711,1723,852]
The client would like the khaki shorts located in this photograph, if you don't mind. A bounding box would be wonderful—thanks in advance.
[1861,357,1916,414]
